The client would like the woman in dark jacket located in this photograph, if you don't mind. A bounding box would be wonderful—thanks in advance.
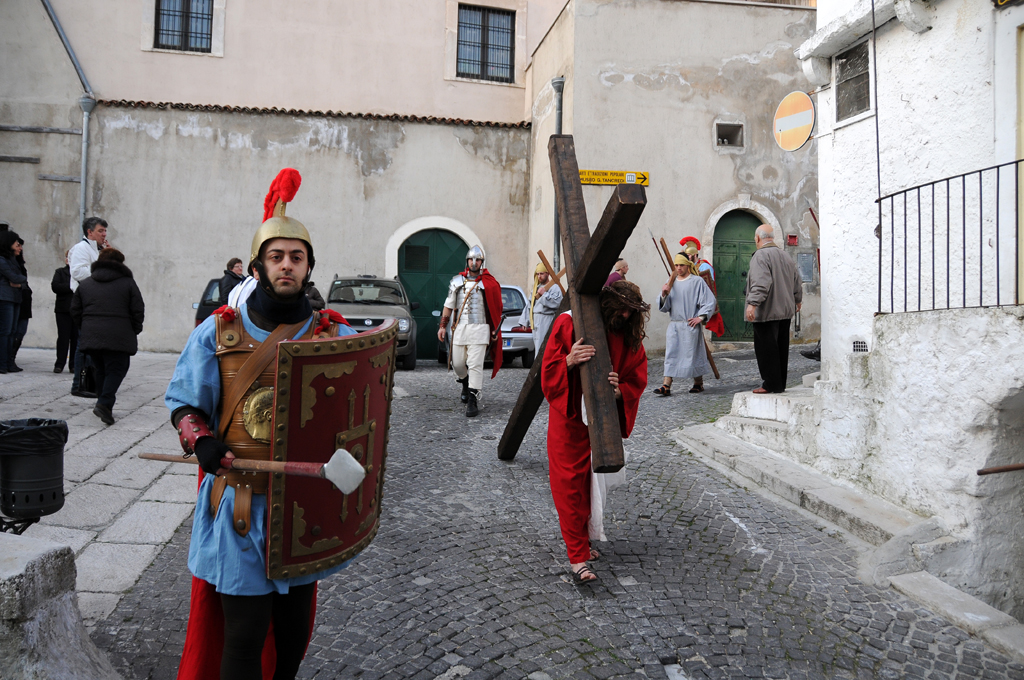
[0,231,27,374]
[71,248,145,425]
[11,237,32,370]
[219,257,245,302]
[52,250,76,373]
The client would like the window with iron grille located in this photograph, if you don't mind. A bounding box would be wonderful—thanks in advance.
[154,0,214,53]
[835,41,871,122]
[457,5,515,83]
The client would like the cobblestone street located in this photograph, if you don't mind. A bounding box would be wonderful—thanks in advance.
[88,349,1024,680]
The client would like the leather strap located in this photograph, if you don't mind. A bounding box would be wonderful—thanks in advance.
[210,476,227,517]
[216,318,308,440]
[232,483,254,536]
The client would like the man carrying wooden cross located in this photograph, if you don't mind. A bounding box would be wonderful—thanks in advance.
[541,280,649,584]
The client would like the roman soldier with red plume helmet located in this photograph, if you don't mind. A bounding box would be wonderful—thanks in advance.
[166,169,361,680]
[679,236,725,337]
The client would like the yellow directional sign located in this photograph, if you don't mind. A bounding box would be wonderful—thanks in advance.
[579,169,649,186]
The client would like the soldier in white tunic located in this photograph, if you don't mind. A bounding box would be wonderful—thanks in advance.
[437,245,503,417]
[653,253,717,395]
[517,261,563,351]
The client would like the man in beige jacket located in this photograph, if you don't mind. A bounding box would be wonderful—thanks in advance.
[744,225,802,393]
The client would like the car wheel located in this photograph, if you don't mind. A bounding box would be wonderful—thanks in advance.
[521,350,535,369]
[400,343,417,370]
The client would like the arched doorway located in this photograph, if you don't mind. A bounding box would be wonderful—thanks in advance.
[713,210,762,342]
[398,229,469,359]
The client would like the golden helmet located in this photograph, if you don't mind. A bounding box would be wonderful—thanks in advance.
[249,168,315,273]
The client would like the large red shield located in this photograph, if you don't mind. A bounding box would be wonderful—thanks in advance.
[265,320,397,580]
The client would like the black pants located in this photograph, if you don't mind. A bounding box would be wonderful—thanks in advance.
[753,319,791,393]
[54,313,77,371]
[88,350,130,409]
[219,583,316,680]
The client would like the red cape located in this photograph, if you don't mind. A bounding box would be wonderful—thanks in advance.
[458,268,503,378]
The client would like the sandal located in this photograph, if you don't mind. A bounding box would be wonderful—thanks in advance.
[689,384,704,393]
[589,548,601,560]
[571,564,599,584]
[653,384,671,396]
[752,387,769,394]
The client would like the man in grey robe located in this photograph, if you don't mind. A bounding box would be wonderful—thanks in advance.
[653,253,716,395]
[517,261,563,351]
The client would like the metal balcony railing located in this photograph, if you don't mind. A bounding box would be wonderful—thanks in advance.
[877,159,1022,314]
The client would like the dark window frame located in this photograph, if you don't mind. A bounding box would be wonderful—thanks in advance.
[456,4,516,84]
[154,0,214,54]
[835,40,871,122]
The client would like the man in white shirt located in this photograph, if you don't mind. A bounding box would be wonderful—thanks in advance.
[69,217,108,397]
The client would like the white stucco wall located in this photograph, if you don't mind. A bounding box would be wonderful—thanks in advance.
[15,106,530,352]
[812,307,1024,618]
[529,0,820,350]
[813,0,1024,373]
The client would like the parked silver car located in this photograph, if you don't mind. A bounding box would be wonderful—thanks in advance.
[326,276,419,370]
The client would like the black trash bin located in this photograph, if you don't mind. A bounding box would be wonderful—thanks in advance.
[0,419,68,519]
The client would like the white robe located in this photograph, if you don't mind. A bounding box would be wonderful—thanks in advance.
[660,275,716,379]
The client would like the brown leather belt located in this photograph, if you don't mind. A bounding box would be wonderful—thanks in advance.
[209,470,269,537]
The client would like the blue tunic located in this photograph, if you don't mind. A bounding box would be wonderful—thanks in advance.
[165,305,359,595]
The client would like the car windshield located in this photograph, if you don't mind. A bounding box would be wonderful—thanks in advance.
[502,288,525,315]
[328,280,406,305]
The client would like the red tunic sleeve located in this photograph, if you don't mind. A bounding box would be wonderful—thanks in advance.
[608,332,648,438]
[541,313,581,421]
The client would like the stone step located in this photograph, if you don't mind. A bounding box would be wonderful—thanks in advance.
[674,424,925,546]
[730,386,815,423]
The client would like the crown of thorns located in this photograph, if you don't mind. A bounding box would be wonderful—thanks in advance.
[601,284,651,313]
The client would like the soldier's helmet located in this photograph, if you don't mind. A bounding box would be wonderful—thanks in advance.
[466,245,486,263]
[249,168,315,275]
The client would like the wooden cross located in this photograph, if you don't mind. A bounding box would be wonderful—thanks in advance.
[536,250,567,296]
[497,135,647,472]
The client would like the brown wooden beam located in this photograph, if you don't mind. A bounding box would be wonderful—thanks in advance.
[496,297,570,461]
[549,135,626,474]
[573,183,647,295]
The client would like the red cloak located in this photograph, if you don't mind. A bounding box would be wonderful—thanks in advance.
[457,267,504,377]
[540,312,647,563]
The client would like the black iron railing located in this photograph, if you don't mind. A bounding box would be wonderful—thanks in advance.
[877,159,1022,314]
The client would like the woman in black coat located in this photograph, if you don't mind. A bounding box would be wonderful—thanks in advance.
[71,248,145,425]
[51,250,76,373]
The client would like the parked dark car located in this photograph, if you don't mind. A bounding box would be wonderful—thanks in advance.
[437,285,535,368]
[327,275,419,370]
[192,278,221,326]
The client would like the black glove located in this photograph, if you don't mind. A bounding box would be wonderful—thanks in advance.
[194,437,231,476]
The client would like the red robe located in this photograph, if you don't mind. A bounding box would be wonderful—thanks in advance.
[457,267,504,377]
[540,312,648,563]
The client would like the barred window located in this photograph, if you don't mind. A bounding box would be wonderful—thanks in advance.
[835,41,871,122]
[154,0,214,53]
[457,5,515,84]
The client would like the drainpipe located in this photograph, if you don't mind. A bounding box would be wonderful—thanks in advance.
[78,95,96,229]
[40,0,94,233]
[551,77,565,272]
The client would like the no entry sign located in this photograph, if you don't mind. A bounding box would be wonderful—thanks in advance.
[773,91,815,152]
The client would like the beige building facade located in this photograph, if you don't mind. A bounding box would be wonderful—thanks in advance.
[1,0,817,357]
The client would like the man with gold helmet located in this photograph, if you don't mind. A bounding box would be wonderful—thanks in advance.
[653,251,717,396]
[516,261,563,351]
[165,169,358,680]
[437,244,503,417]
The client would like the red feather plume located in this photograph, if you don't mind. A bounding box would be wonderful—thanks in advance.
[679,236,701,250]
[263,168,302,221]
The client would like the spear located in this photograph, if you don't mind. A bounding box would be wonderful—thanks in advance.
[139,448,367,494]
[648,227,671,275]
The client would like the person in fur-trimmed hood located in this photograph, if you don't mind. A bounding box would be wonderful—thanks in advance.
[71,247,145,425]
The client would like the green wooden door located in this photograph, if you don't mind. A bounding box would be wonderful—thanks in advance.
[398,229,469,359]
[713,210,762,341]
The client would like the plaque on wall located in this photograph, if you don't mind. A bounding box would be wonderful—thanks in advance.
[797,252,816,283]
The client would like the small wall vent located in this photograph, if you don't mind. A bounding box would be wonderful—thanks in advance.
[716,123,744,147]
[852,341,868,353]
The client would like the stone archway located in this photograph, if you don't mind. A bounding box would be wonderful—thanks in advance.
[701,195,782,267]
[385,216,482,278]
